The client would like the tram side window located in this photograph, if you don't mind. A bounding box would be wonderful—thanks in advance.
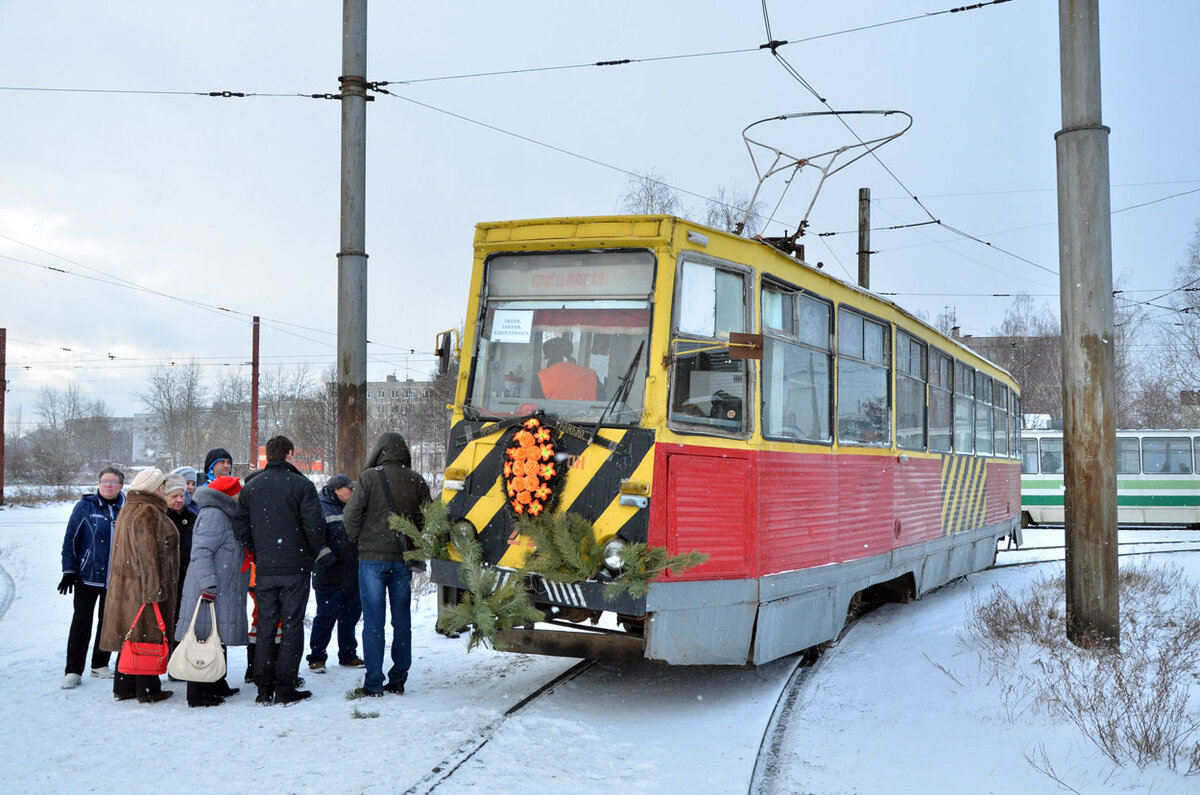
[1143,437,1192,474]
[928,350,953,452]
[1040,437,1064,475]
[1021,438,1039,474]
[1117,437,1141,475]
[1011,393,1022,459]
[762,286,832,442]
[954,362,975,453]
[837,309,890,445]
[974,373,993,455]
[669,260,750,434]
[993,383,1009,456]
[896,331,926,450]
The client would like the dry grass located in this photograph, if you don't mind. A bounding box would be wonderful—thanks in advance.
[964,560,1200,775]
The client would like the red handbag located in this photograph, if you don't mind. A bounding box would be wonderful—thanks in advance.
[117,603,170,676]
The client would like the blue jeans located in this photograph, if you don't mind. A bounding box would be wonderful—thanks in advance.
[308,589,362,664]
[358,559,411,692]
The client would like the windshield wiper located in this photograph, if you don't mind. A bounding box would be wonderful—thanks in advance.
[594,340,644,429]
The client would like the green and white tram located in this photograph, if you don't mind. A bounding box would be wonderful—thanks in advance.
[1021,429,1200,526]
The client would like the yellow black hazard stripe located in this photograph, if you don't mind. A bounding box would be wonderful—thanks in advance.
[444,420,656,567]
[940,454,988,536]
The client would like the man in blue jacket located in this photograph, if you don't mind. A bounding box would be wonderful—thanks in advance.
[306,474,364,673]
[59,467,125,689]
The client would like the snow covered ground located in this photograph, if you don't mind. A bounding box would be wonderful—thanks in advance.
[2,501,1198,794]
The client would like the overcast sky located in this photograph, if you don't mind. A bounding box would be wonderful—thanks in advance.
[3,1,1198,424]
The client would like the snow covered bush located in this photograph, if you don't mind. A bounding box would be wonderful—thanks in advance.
[964,561,1200,774]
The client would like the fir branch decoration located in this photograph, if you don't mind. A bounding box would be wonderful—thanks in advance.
[516,512,605,583]
[436,520,545,651]
[602,543,709,601]
[389,499,453,565]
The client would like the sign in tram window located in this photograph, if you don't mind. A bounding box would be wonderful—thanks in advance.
[762,288,832,442]
[1143,437,1192,475]
[1040,437,1064,475]
[669,260,750,435]
[928,350,953,452]
[1117,437,1141,475]
[836,309,890,445]
[896,332,926,451]
[1021,438,1039,474]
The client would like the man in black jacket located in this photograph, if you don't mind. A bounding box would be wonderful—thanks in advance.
[344,432,431,696]
[233,435,325,705]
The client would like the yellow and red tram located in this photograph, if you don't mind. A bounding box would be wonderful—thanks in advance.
[432,215,1021,665]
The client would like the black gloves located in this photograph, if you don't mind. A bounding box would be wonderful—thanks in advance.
[57,573,78,595]
[314,547,337,574]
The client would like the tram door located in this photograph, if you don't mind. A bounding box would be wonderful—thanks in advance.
[664,452,754,579]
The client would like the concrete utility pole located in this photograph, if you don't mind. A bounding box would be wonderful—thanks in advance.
[250,316,260,468]
[857,187,871,290]
[1056,0,1119,646]
[336,0,369,477]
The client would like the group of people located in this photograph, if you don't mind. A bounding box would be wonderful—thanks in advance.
[58,432,430,707]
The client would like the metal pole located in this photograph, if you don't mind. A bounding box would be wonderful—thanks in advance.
[857,187,871,289]
[337,0,368,477]
[250,316,260,469]
[1056,0,1119,646]
[0,328,6,507]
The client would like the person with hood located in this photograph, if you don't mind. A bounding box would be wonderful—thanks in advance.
[59,466,126,689]
[306,474,364,673]
[233,435,325,705]
[344,432,431,697]
[176,475,251,707]
[200,448,233,487]
[99,468,180,704]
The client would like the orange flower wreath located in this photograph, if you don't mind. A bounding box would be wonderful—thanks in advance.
[502,417,563,517]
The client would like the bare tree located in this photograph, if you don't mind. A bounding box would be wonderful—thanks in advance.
[138,361,209,469]
[704,185,765,236]
[31,384,87,484]
[987,294,1063,420]
[619,169,682,215]
[209,367,252,464]
[1162,219,1200,392]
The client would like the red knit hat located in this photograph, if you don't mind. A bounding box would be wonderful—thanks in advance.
[208,475,242,496]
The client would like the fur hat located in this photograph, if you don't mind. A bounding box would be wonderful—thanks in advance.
[128,468,166,494]
[171,465,198,484]
[163,474,187,494]
[327,474,355,491]
[208,475,242,496]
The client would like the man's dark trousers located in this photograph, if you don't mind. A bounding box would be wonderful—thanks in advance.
[252,573,309,696]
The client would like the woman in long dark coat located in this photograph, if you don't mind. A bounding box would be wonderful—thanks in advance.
[99,468,180,703]
[175,475,251,707]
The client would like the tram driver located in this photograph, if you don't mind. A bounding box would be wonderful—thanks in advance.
[534,336,599,401]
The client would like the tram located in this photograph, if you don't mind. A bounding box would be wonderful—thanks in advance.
[431,214,1022,665]
[1021,429,1200,526]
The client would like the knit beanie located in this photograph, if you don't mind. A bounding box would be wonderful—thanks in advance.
[163,474,187,495]
[128,468,166,493]
[171,465,198,483]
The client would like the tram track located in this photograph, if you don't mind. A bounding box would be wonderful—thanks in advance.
[404,659,598,794]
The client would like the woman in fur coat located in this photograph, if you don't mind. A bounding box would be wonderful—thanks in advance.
[99,468,180,703]
[175,475,251,707]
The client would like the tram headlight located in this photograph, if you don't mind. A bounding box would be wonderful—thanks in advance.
[603,538,626,572]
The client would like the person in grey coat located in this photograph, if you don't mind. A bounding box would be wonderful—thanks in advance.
[175,475,251,707]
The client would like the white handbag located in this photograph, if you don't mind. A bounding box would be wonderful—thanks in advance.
[167,598,226,683]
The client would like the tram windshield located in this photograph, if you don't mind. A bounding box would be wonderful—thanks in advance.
[466,251,655,424]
